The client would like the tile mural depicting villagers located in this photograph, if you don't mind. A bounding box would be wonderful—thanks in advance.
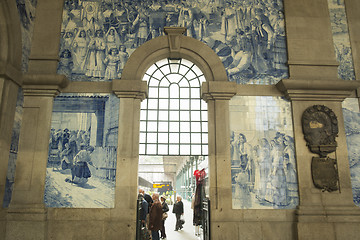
[342,98,360,206]
[230,96,298,209]
[59,0,288,84]
[327,0,356,80]
[44,93,119,208]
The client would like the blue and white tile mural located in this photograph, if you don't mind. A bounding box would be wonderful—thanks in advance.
[59,0,288,84]
[327,0,355,80]
[44,93,119,208]
[342,98,360,206]
[230,96,298,209]
[16,0,38,72]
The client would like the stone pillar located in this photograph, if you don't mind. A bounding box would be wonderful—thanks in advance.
[284,0,339,80]
[201,81,237,240]
[276,79,360,240]
[345,0,360,79]
[6,75,68,240]
[109,79,147,239]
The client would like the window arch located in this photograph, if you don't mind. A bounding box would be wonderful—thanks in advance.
[139,58,208,156]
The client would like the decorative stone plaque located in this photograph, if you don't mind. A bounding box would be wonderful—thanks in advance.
[302,105,339,191]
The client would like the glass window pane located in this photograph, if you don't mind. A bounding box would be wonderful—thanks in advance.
[191,122,201,132]
[191,88,200,99]
[180,121,190,132]
[148,110,157,121]
[199,75,206,83]
[168,73,182,83]
[140,110,147,120]
[180,99,190,110]
[147,133,157,143]
[156,58,168,67]
[170,63,179,73]
[148,78,159,87]
[159,110,169,121]
[191,100,201,110]
[148,88,158,98]
[192,65,203,76]
[202,122,208,132]
[185,70,196,80]
[159,99,168,109]
[158,122,168,132]
[201,110,208,121]
[141,100,148,110]
[169,99,179,110]
[140,121,146,131]
[192,133,201,143]
[180,112,190,121]
[169,121,179,132]
[180,133,190,143]
[153,69,164,79]
[202,145,208,154]
[139,132,146,143]
[159,88,168,98]
[139,144,146,155]
[180,88,190,98]
[189,79,200,87]
[178,79,188,87]
[169,133,179,143]
[145,64,157,75]
[160,79,170,87]
[169,111,179,121]
[201,100,207,110]
[202,133,208,143]
[158,145,168,155]
[169,145,179,155]
[180,145,190,155]
[147,144,157,155]
[160,65,170,75]
[191,111,201,121]
[170,85,179,98]
[148,99,158,109]
[182,59,193,68]
[179,64,189,76]
[147,122,157,132]
[158,133,168,143]
[143,74,150,82]
[192,145,201,155]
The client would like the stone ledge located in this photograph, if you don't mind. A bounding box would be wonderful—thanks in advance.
[22,74,69,97]
[276,79,360,101]
[201,81,237,101]
[112,79,148,100]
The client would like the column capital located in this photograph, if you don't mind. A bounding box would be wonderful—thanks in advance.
[112,79,148,100]
[201,81,237,102]
[276,79,360,101]
[22,73,69,97]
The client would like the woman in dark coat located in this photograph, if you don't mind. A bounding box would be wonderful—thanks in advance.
[160,196,169,239]
[172,195,184,231]
[149,193,163,240]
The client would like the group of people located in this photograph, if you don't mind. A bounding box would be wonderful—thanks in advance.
[58,0,287,83]
[231,131,298,208]
[48,128,97,185]
[138,189,184,240]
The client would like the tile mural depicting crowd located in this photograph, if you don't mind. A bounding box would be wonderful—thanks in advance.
[59,0,288,84]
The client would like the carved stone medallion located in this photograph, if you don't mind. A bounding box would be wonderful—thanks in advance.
[302,105,339,192]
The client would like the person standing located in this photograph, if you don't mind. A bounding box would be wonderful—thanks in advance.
[160,196,169,239]
[148,193,163,240]
[172,195,184,231]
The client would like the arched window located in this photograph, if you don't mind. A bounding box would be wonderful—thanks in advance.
[139,58,208,156]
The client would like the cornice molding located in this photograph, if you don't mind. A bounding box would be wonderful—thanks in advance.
[112,79,148,100]
[201,81,237,101]
[276,79,360,101]
[22,73,69,97]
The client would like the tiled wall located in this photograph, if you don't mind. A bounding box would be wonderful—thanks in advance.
[230,96,298,209]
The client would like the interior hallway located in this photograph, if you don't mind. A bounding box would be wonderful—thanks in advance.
[163,200,202,240]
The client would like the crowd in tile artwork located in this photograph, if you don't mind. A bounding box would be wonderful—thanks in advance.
[58,0,288,83]
[48,128,91,166]
[231,131,298,209]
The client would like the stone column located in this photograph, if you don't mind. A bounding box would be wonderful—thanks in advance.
[284,0,339,80]
[109,79,147,239]
[345,0,360,79]
[6,75,68,240]
[276,79,360,240]
[201,81,237,240]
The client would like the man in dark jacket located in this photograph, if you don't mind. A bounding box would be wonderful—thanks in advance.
[172,195,184,231]
[149,193,163,240]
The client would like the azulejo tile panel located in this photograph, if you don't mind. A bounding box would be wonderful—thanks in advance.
[230,96,298,209]
[44,93,119,208]
[342,98,360,206]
